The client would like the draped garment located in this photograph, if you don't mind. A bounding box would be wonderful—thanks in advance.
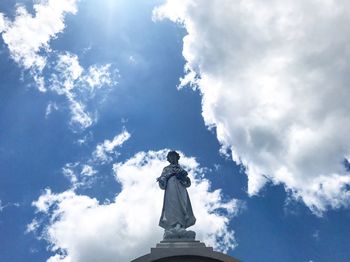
[158,164,196,229]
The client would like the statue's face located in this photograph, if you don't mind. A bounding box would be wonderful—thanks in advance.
[167,154,178,164]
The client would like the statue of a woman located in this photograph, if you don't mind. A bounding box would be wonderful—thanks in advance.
[157,151,196,239]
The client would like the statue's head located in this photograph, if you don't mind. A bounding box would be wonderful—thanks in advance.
[167,150,180,164]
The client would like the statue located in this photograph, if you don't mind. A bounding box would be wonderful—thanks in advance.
[157,151,196,240]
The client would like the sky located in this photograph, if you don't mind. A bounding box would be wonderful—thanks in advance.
[0,0,350,261]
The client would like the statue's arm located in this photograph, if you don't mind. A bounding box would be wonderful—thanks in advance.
[157,167,171,190]
[175,168,188,179]
[162,167,175,179]
[177,169,191,187]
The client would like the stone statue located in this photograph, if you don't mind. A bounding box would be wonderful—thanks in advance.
[157,151,196,240]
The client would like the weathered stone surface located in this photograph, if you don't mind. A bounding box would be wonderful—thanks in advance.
[163,228,196,240]
[158,151,196,233]
[131,240,241,262]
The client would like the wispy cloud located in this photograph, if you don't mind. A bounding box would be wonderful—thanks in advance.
[312,230,320,241]
[0,1,118,131]
[0,200,20,212]
[62,162,98,190]
[45,102,59,118]
[62,130,131,189]
[29,150,243,262]
[46,52,117,130]
[81,164,97,177]
[92,130,131,164]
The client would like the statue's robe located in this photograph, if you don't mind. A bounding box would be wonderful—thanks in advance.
[158,164,196,230]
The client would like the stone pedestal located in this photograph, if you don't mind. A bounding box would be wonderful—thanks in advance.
[131,239,241,262]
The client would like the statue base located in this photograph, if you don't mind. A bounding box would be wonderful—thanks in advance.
[131,239,241,262]
[163,228,196,240]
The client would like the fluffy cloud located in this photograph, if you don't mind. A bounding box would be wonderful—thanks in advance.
[29,150,241,262]
[0,0,78,71]
[154,0,350,215]
[0,13,6,32]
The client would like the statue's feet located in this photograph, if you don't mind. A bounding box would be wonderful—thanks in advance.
[163,227,196,240]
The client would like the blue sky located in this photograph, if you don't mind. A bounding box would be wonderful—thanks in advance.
[1,0,350,261]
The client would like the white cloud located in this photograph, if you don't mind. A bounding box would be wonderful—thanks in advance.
[0,13,7,33]
[62,162,98,190]
[62,130,130,189]
[75,132,93,146]
[0,2,118,131]
[81,165,97,177]
[62,162,80,188]
[29,150,242,262]
[312,230,320,241]
[0,199,4,212]
[128,55,137,64]
[0,200,20,212]
[82,64,116,91]
[48,52,117,130]
[49,52,92,129]
[0,0,78,71]
[92,130,131,163]
[67,94,94,130]
[54,52,84,92]
[154,0,350,215]
[45,102,59,118]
